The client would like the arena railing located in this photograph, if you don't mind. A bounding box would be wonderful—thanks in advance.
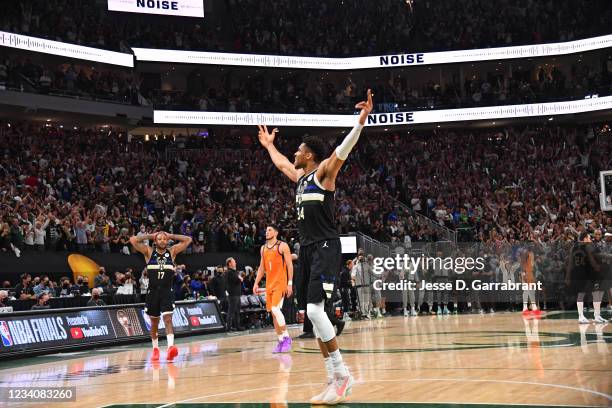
[393,199,458,243]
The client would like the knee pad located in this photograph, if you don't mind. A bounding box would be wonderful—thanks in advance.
[307,301,335,342]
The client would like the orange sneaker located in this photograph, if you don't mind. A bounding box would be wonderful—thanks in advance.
[152,347,160,361]
[167,345,178,361]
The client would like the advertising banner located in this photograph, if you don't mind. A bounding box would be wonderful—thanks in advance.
[0,300,223,356]
[154,96,612,127]
[133,34,612,68]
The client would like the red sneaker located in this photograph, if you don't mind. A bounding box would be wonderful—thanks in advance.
[532,309,542,318]
[167,345,178,361]
[152,347,160,361]
[521,309,531,317]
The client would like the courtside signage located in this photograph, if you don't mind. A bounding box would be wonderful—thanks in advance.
[154,96,612,127]
[108,0,204,18]
[0,31,134,67]
[0,300,222,356]
[133,34,612,68]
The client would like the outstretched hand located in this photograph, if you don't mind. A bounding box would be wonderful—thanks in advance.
[257,125,279,149]
[356,89,374,125]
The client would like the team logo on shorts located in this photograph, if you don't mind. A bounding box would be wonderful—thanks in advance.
[0,321,13,346]
[165,253,170,258]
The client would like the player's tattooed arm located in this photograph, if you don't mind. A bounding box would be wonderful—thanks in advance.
[129,234,154,257]
[169,234,193,256]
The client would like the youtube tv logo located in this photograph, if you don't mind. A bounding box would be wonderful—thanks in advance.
[190,316,200,327]
[70,327,84,339]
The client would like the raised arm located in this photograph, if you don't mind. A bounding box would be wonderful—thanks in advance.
[169,233,193,257]
[257,125,301,183]
[129,233,153,257]
[318,89,373,188]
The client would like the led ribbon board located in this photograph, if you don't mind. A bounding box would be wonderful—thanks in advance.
[108,0,204,18]
[0,31,134,67]
[154,96,612,127]
[134,34,612,68]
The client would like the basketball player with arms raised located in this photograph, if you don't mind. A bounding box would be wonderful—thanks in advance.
[253,225,294,353]
[130,232,192,361]
[257,89,373,405]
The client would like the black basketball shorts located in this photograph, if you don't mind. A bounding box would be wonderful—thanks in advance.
[144,288,175,317]
[299,238,342,304]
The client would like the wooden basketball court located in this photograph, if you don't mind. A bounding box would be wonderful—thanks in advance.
[0,311,610,407]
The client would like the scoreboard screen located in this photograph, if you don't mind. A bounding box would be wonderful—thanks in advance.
[108,0,204,18]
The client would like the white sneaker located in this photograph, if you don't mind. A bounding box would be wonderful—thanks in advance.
[403,309,409,317]
[376,312,383,319]
[320,374,354,405]
[594,316,608,324]
[310,380,334,405]
[410,309,417,316]
[343,313,352,322]
[579,316,590,324]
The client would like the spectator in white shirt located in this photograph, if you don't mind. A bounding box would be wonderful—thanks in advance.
[34,217,49,251]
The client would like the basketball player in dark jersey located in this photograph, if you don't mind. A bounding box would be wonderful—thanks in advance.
[257,89,373,405]
[130,231,192,361]
[565,232,606,323]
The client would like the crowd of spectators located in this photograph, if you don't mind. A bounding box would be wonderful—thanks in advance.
[363,124,612,243]
[152,57,611,113]
[2,0,611,56]
[2,264,260,312]
[1,120,610,262]
[0,120,611,314]
[0,121,436,263]
[2,46,609,111]
[0,55,146,105]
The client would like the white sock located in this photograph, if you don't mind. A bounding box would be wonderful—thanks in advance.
[577,302,585,319]
[329,349,349,378]
[152,337,158,349]
[382,308,386,314]
[532,302,538,311]
[594,302,601,319]
[282,330,289,338]
[324,357,334,383]
[167,333,174,347]
[278,334,284,341]
[523,302,528,311]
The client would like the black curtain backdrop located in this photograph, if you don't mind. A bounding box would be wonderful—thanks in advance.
[0,251,259,283]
